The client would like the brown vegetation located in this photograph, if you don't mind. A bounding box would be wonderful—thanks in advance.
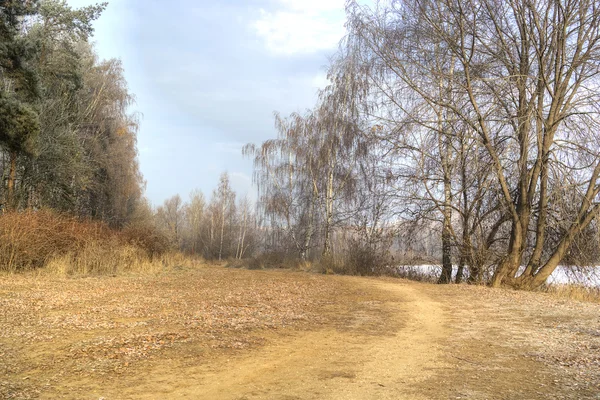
[0,210,171,274]
[543,284,600,304]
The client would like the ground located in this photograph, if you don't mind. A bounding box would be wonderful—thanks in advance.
[1,265,599,399]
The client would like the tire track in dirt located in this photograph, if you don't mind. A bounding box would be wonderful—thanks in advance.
[124,278,448,400]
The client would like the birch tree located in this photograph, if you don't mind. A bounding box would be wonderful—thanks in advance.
[347,0,600,289]
[244,112,320,260]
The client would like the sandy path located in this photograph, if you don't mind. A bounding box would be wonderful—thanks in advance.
[122,279,448,400]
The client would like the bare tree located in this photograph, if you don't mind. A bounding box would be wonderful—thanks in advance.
[208,172,236,261]
[156,194,184,246]
[183,190,205,255]
[244,112,321,261]
[346,0,600,289]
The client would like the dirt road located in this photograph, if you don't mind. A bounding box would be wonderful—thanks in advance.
[128,280,447,400]
[1,267,599,399]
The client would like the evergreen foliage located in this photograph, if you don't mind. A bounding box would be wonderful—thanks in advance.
[0,0,144,226]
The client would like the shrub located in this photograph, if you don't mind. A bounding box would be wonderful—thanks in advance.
[336,239,393,276]
[122,223,172,257]
[0,210,109,271]
[224,252,308,271]
[0,210,172,274]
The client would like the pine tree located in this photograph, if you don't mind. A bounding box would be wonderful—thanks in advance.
[0,0,41,209]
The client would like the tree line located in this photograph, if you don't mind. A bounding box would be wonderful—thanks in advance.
[0,0,144,227]
[245,0,600,289]
[0,1,261,265]
[155,173,260,262]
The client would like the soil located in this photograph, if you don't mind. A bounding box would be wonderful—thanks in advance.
[1,266,599,399]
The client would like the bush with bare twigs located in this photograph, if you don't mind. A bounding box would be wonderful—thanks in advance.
[0,210,173,274]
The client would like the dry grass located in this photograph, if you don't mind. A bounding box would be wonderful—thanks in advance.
[542,284,600,303]
[0,266,362,399]
[417,282,600,399]
[225,253,314,272]
[41,250,204,277]
[0,210,172,276]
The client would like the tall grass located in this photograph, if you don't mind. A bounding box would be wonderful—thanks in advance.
[542,284,600,304]
[0,210,179,275]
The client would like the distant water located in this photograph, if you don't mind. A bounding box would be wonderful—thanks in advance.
[547,265,600,287]
[392,265,600,287]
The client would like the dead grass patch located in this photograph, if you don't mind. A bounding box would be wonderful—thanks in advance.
[0,267,371,399]
[0,209,173,276]
[542,283,600,303]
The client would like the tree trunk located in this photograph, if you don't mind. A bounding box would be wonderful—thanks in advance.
[301,199,315,261]
[239,227,246,259]
[456,134,469,284]
[236,204,247,259]
[218,204,225,261]
[456,258,464,284]
[517,205,600,290]
[490,222,524,287]
[439,219,453,284]
[7,150,17,210]
[438,130,453,284]
[322,211,333,257]
[209,214,214,257]
[322,166,334,258]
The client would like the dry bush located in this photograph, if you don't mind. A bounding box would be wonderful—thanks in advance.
[253,252,287,269]
[389,265,439,283]
[0,210,114,271]
[313,255,341,275]
[0,210,174,275]
[225,252,308,271]
[121,223,172,257]
[313,239,393,276]
[225,258,247,269]
[392,251,440,267]
[343,241,392,276]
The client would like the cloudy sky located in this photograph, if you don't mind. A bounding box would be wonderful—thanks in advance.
[65,0,362,205]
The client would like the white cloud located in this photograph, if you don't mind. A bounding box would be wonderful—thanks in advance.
[252,0,347,55]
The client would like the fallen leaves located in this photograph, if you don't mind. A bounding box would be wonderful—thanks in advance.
[0,267,351,398]
[435,283,600,398]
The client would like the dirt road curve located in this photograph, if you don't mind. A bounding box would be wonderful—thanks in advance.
[138,280,447,400]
